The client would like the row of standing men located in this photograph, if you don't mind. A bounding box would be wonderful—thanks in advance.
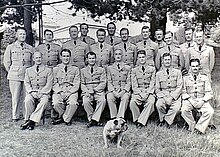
[3,23,215,133]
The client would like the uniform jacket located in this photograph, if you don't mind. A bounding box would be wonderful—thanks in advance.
[79,35,96,45]
[131,65,156,95]
[62,39,89,68]
[136,39,158,67]
[90,42,114,68]
[157,41,166,49]
[24,64,53,95]
[105,35,121,46]
[4,41,34,81]
[155,44,184,70]
[80,65,107,95]
[185,44,215,74]
[179,41,196,59]
[107,62,131,93]
[114,41,137,67]
[36,42,61,68]
[155,67,183,100]
[53,64,80,94]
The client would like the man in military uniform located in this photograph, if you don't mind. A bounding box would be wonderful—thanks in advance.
[155,31,184,71]
[107,49,131,119]
[155,53,183,128]
[114,28,137,67]
[4,27,34,121]
[105,22,121,46]
[136,26,158,67]
[81,52,106,127]
[36,29,61,68]
[79,23,96,45]
[181,59,214,134]
[90,28,114,68]
[51,49,80,126]
[185,31,215,81]
[62,25,90,69]
[154,29,166,49]
[129,50,156,128]
[21,52,53,130]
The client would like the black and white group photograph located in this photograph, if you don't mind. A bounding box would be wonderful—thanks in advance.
[1,0,220,156]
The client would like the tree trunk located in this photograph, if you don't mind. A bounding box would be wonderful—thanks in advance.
[24,0,33,46]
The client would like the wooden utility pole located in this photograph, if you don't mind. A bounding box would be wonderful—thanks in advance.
[24,0,33,46]
[38,0,43,44]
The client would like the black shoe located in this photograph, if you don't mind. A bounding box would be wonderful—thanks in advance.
[12,119,19,122]
[194,128,203,135]
[20,120,30,130]
[136,122,144,129]
[157,121,164,127]
[27,120,35,130]
[87,120,97,128]
[164,121,171,129]
[208,125,216,130]
[96,122,103,127]
[51,118,64,125]
[65,121,72,126]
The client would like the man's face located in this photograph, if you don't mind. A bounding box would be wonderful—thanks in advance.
[142,28,150,40]
[164,33,173,45]
[45,31,53,42]
[87,54,96,66]
[61,51,70,65]
[155,30,163,41]
[16,29,26,42]
[138,54,146,65]
[163,55,171,68]
[185,29,193,42]
[194,32,204,45]
[34,53,42,65]
[120,29,129,42]
[190,61,200,74]
[107,23,116,36]
[97,31,105,43]
[80,25,89,36]
[114,50,123,62]
[69,27,78,39]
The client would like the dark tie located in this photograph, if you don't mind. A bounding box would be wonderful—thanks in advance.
[83,37,86,43]
[166,69,169,75]
[194,75,197,81]
[144,41,146,46]
[124,43,127,51]
[117,63,120,69]
[110,37,113,44]
[46,44,50,50]
[20,43,24,47]
[199,45,202,51]
[36,66,39,72]
[188,43,190,48]
[100,43,103,50]
[142,66,145,72]
[74,40,76,45]
[91,67,94,74]
[168,46,171,51]
[64,66,67,73]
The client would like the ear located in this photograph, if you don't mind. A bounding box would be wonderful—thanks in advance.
[113,120,118,125]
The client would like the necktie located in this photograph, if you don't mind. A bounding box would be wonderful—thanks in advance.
[168,46,171,51]
[193,75,197,81]
[46,44,50,50]
[36,66,39,72]
[142,66,145,72]
[199,45,202,51]
[188,43,190,48]
[74,40,76,45]
[124,43,127,51]
[166,69,169,75]
[20,43,24,47]
[83,37,86,43]
[117,63,120,69]
[100,43,103,50]
[64,66,67,73]
[144,41,146,46]
[91,67,94,74]
[110,37,113,44]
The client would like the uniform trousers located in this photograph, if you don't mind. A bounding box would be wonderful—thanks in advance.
[52,93,78,123]
[129,94,155,124]
[107,92,130,119]
[24,94,49,123]
[181,100,214,133]
[9,80,26,120]
[82,92,106,122]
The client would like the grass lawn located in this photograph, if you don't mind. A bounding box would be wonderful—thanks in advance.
[1,65,220,157]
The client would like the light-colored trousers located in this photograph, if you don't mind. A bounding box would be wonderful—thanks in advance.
[82,92,106,122]
[24,94,49,123]
[129,94,155,124]
[52,93,78,123]
[9,80,25,119]
[107,92,130,119]
[156,97,181,125]
[181,100,214,133]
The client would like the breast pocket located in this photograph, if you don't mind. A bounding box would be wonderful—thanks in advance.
[11,51,20,60]
[169,76,177,87]
[38,75,47,86]
[159,77,167,88]
[197,81,205,93]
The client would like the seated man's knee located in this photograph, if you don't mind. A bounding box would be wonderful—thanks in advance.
[24,94,34,104]
[107,93,114,101]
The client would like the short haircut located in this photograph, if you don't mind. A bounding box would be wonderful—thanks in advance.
[107,22,116,29]
[86,51,96,58]
[137,50,146,56]
[120,28,129,35]
[165,31,173,36]
[60,49,71,57]
[142,26,150,31]
[80,23,88,29]
[44,29,53,36]
[96,28,106,36]
[162,52,171,59]
[34,51,42,57]
[190,58,200,66]
[155,28,163,34]
[185,27,194,33]
[69,25,78,32]
[16,27,26,32]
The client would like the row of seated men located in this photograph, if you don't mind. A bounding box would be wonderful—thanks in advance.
[3,25,215,134]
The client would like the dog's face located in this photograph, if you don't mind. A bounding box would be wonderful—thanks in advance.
[112,118,127,133]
